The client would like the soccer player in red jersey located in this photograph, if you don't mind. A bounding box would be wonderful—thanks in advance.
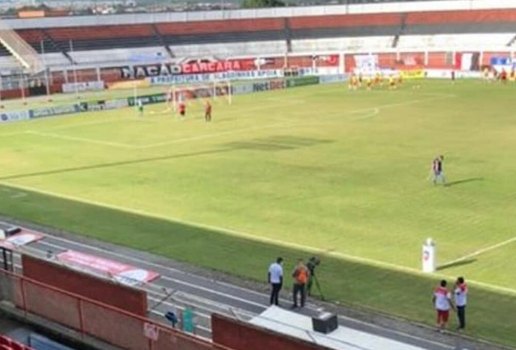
[432,280,455,333]
[178,102,186,117]
[500,69,508,84]
[204,100,212,122]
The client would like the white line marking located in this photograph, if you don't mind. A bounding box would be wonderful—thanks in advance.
[1,181,515,297]
[25,130,134,149]
[440,236,516,268]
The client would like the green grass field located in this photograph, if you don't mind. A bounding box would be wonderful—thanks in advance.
[1,80,516,347]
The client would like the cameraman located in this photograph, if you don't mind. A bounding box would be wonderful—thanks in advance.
[306,256,320,296]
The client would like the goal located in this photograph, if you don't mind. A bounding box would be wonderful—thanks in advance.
[168,81,232,111]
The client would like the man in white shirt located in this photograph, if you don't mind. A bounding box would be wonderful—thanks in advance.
[432,279,455,332]
[268,257,283,306]
[454,277,468,331]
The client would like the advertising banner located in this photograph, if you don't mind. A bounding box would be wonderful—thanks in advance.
[30,104,80,119]
[62,81,105,94]
[149,69,283,86]
[0,110,31,123]
[400,70,425,79]
[57,250,159,286]
[127,93,167,107]
[286,76,320,88]
[319,74,347,84]
[232,82,255,95]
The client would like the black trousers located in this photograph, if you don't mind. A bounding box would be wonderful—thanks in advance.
[270,283,282,305]
[293,283,306,307]
[457,305,466,329]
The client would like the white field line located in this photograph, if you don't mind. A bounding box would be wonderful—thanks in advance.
[25,130,134,149]
[1,180,515,297]
[439,236,516,268]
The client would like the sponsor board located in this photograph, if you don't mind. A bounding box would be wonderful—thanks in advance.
[319,74,347,84]
[62,81,105,94]
[57,250,159,286]
[286,76,320,88]
[30,104,80,119]
[425,70,482,79]
[0,110,31,123]
[128,93,167,107]
[400,70,425,79]
[149,69,284,86]
[0,231,43,250]
[251,79,287,93]
[78,99,128,112]
[232,82,255,95]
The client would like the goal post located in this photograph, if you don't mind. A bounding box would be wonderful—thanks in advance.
[169,80,232,111]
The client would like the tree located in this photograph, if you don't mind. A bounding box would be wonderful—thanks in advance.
[241,0,285,8]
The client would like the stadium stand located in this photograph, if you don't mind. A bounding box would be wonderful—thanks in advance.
[1,8,515,63]
[0,335,33,350]
[69,46,169,65]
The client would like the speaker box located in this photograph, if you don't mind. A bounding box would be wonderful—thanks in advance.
[5,227,21,237]
[312,312,338,334]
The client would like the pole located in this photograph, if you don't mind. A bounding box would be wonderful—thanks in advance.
[0,74,3,107]
[69,40,79,99]
[20,71,26,104]
[41,40,51,99]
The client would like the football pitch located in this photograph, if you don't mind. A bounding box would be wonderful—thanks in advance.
[1,80,516,346]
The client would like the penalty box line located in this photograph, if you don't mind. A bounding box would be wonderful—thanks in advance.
[1,180,515,297]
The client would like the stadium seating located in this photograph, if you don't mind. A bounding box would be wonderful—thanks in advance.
[291,36,393,53]
[0,335,33,350]
[170,40,287,57]
[397,33,515,50]
[69,46,169,65]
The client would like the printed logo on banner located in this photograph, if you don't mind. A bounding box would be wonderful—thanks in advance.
[144,323,159,341]
[0,111,30,122]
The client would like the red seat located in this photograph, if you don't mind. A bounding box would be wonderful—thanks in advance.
[0,335,11,346]
[10,341,24,350]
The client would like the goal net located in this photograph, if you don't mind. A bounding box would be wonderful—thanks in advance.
[168,81,232,111]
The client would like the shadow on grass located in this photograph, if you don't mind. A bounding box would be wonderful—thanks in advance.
[0,148,232,181]
[445,177,484,187]
[437,258,477,271]
[0,183,514,347]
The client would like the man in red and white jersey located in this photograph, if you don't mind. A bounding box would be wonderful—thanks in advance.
[454,277,468,331]
[432,280,455,332]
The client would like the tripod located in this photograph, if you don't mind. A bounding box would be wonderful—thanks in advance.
[308,274,325,301]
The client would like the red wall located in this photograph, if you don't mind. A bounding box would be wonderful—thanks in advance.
[212,314,332,350]
[22,255,148,316]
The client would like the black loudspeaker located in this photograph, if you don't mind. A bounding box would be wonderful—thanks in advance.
[312,312,338,334]
[5,227,21,237]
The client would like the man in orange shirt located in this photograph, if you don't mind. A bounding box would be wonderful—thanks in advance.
[291,259,310,308]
